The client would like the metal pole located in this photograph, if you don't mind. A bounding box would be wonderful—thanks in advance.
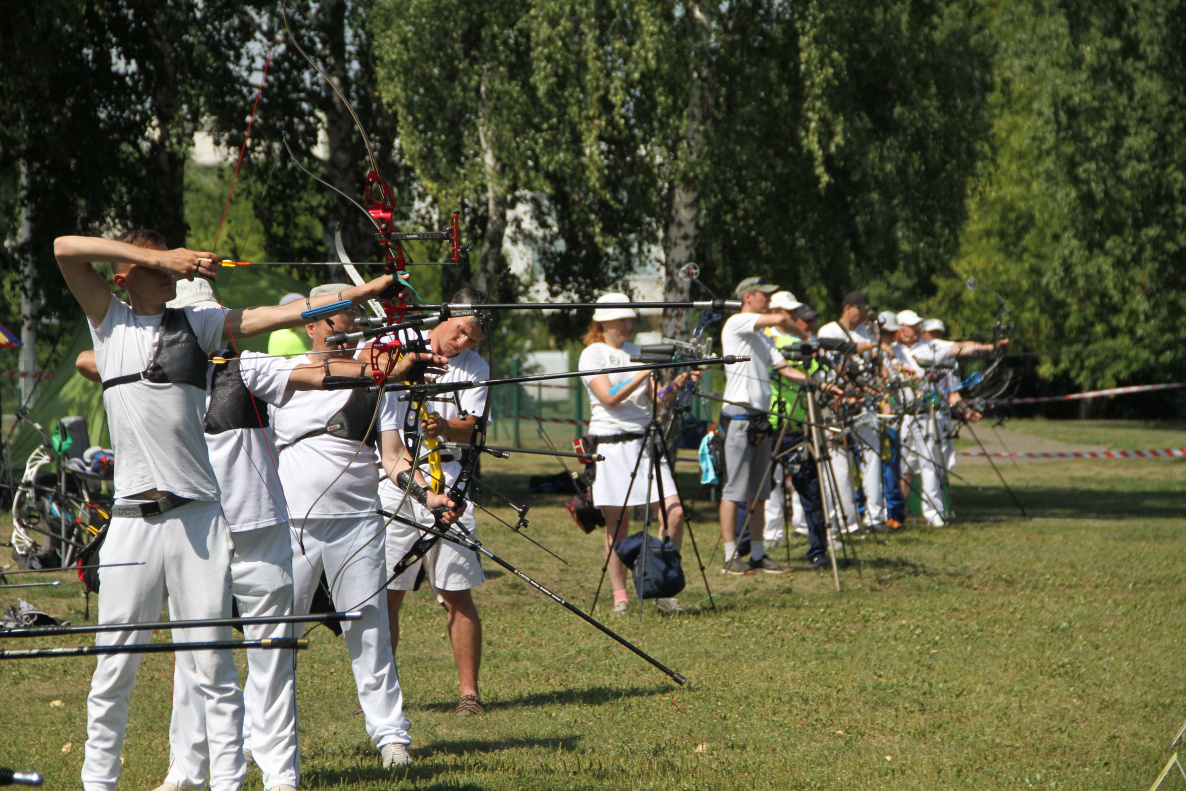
[511,358,521,449]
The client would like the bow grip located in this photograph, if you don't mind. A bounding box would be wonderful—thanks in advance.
[395,470,429,506]
[302,299,354,320]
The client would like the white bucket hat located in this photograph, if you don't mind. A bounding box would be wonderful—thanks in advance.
[167,278,220,309]
[592,293,638,322]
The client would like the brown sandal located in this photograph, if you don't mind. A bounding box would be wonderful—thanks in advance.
[453,694,485,716]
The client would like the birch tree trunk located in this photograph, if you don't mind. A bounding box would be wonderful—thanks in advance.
[661,1,714,343]
[476,69,508,296]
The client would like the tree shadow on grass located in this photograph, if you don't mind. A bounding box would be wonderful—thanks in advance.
[303,737,581,788]
[954,485,1186,522]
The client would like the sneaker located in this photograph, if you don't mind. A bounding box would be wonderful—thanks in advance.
[611,599,630,616]
[721,555,754,575]
[927,517,947,528]
[886,518,903,530]
[381,742,412,769]
[454,694,485,716]
[656,597,685,614]
[793,526,810,537]
[811,555,830,569]
[749,555,793,575]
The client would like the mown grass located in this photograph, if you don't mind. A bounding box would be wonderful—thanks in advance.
[994,418,1186,451]
[2,438,1185,789]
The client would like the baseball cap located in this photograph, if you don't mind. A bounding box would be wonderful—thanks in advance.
[769,291,803,311]
[734,276,780,298]
[591,292,638,322]
[797,304,818,322]
[167,278,220,309]
[279,292,304,306]
[842,291,870,308]
[878,310,901,332]
[921,318,946,333]
[897,309,922,327]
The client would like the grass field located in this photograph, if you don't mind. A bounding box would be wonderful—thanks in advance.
[2,422,1185,789]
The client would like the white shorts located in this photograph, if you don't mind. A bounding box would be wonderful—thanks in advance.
[381,491,484,592]
[590,435,678,508]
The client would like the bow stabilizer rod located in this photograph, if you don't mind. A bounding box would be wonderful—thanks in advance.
[0,611,362,638]
[0,638,309,661]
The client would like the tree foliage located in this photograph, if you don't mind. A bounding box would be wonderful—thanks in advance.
[934,0,1186,392]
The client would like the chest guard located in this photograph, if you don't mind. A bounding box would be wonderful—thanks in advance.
[280,387,380,450]
[101,308,209,392]
[205,354,270,434]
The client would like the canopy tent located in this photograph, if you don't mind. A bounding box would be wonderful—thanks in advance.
[6,267,312,469]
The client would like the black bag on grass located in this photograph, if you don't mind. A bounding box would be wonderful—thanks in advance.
[615,532,685,599]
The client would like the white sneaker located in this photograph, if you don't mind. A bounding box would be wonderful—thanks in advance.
[793,526,809,537]
[656,597,685,614]
[381,742,412,769]
[611,600,629,617]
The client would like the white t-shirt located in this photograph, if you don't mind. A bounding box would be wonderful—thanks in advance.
[580,342,650,433]
[376,390,413,502]
[205,351,298,531]
[90,295,225,501]
[375,348,490,492]
[911,339,960,397]
[818,320,877,346]
[272,355,381,519]
[421,348,488,486]
[721,313,786,412]
[887,342,922,402]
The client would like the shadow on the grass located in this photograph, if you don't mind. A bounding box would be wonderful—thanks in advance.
[480,684,665,710]
[303,737,581,787]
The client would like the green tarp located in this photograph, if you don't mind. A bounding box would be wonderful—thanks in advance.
[8,268,312,467]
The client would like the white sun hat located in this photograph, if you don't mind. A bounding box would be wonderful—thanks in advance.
[592,293,638,322]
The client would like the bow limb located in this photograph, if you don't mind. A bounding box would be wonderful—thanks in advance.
[335,225,386,319]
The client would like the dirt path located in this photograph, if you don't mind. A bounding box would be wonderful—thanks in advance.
[953,424,1110,465]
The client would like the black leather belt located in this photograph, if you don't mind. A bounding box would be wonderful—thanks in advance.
[111,493,193,518]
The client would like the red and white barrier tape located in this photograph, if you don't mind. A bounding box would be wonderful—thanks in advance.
[959,448,1186,459]
[994,382,1186,405]
[492,413,590,426]
[0,370,53,380]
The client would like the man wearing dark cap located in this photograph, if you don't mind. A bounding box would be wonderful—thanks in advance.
[718,277,810,575]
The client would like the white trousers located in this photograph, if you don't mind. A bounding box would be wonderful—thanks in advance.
[852,418,884,524]
[166,523,299,791]
[82,502,240,791]
[821,450,859,532]
[766,484,809,539]
[290,515,411,748]
[903,414,946,524]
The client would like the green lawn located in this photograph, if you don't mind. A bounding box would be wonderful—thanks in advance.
[998,418,1186,451]
[2,436,1185,789]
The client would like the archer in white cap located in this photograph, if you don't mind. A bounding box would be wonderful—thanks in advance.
[578,293,697,614]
